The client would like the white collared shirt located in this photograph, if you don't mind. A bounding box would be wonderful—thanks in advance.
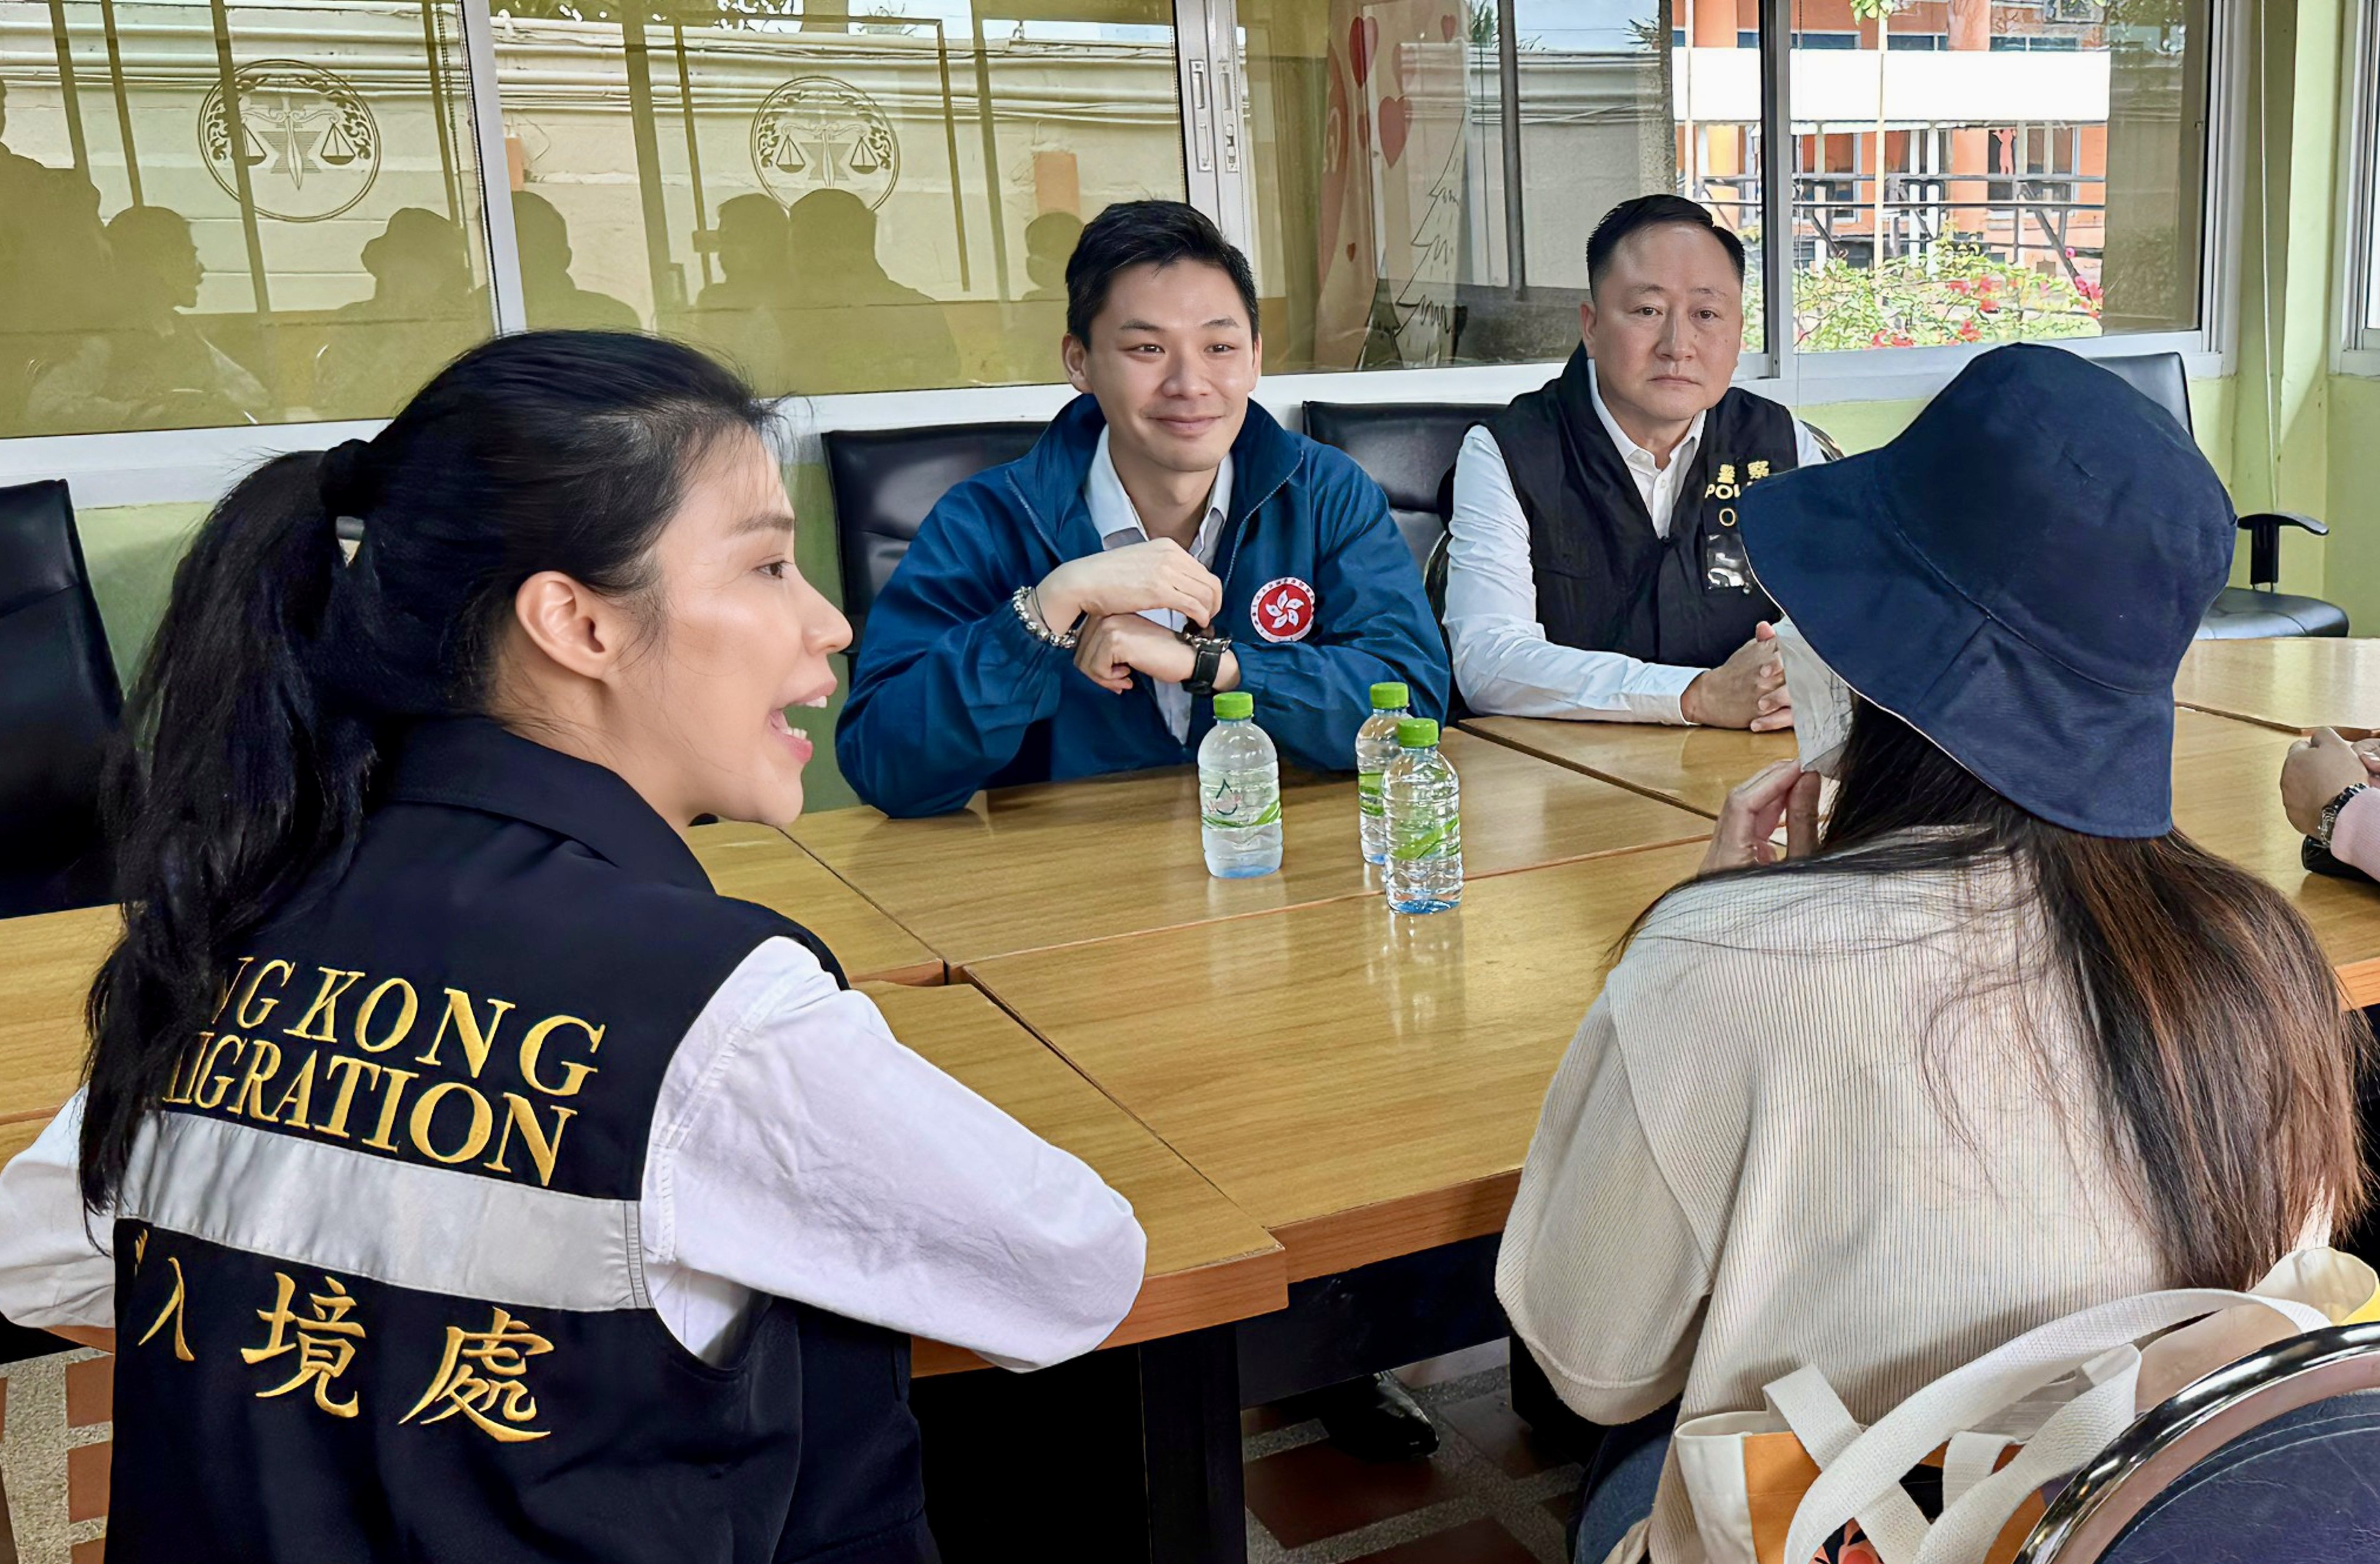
[0,938,1147,1373]
[1085,427,1234,746]
[1443,361,1831,725]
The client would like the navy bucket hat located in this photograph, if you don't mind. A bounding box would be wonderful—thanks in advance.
[1736,343,2234,838]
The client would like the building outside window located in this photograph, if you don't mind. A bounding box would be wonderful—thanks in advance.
[1782,0,2209,354]
[0,0,2230,451]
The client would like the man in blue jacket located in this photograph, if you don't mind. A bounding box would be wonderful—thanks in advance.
[837,201,1450,1459]
[837,200,1450,820]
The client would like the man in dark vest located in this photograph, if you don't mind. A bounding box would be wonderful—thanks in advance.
[1443,195,1834,728]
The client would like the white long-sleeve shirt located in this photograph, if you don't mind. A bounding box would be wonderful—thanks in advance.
[0,936,1147,1372]
[1445,365,1830,724]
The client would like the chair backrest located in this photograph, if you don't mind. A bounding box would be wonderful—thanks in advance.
[1302,401,1490,571]
[2020,1321,2380,1563]
[0,478,122,917]
[2088,351,2193,436]
[823,422,1047,655]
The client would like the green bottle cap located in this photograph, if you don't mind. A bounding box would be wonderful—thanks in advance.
[1212,691,1254,720]
[1396,717,1439,747]
[1369,681,1409,710]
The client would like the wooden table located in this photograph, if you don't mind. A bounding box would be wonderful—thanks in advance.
[0,904,117,1139]
[690,822,945,985]
[867,983,1284,1373]
[0,1117,41,1169]
[970,840,1711,1284]
[2170,710,2380,1005]
[1464,710,2380,1004]
[1462,715,1795,817]
[792,730,1709,970]
[2175,637,2380,735]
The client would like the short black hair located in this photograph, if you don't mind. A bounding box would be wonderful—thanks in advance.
[1585,195,1746,296]
[1065,200,1261,345]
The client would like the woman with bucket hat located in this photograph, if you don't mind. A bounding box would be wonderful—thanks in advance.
[1497,345,2369,1564]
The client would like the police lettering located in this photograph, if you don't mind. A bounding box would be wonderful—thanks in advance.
[161,957,600,1188]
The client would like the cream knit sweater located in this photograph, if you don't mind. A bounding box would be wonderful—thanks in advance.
[1497,855,2176,1563]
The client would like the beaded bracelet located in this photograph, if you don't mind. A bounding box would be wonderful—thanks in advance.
[1010,585,1079,650]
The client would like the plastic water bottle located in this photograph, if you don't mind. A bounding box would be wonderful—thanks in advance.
[1198,691,1282,878]
[1355,681,1411,866]
[1383,718,1461,913]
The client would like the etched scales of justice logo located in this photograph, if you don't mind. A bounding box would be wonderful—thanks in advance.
[750,76,899,209]
[199,59,380,223]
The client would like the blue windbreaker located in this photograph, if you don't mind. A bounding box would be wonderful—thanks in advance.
[837,394,1450,817]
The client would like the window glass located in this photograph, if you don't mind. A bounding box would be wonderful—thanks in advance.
[1788,0,2208,353]
[1228,0,1766,374]
[489,0,1186,397]
[2365,71,2380,337]
[1,0,494,437]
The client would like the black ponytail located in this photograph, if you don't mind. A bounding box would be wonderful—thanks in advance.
[81,330,771,1209]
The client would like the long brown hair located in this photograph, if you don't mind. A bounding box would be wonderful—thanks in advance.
[1641,701,2369,1289]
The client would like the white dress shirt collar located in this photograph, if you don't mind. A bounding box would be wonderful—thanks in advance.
[1585,358,1708,477]
[1086,427,1232,563]
[1586,358,1709,540]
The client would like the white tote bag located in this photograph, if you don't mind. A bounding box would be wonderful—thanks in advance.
[1663,1257,2373,1564]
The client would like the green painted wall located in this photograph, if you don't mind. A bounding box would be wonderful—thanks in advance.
[2326,375,2380,631]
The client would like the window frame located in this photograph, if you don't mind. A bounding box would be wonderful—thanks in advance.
[2338,0,2380,377]
[0,0,2248,507]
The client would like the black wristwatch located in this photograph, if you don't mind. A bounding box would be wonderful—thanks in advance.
[2318,782,2369,853]
[1178,626,1232,697]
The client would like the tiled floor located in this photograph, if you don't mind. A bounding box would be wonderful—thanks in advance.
[1243,1341,1585,1564]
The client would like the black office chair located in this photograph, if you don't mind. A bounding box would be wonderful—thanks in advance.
[2090,350,2346,639]
[1302,402,1489,573]
[0,478,122,918]
[822,422,1047,658]
[2017,1321,2380,1562]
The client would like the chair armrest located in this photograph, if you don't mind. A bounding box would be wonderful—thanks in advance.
[2236,510,2328,588]
[2237,510,2328,537]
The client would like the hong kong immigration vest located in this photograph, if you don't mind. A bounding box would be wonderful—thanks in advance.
[1482,346,1801,670]
[106,717,936,1564]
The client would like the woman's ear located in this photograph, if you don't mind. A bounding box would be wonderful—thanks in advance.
[513,570,633,681]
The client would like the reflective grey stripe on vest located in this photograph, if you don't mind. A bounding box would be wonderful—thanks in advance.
[121,1112,649,1313]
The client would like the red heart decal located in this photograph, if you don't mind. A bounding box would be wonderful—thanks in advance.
[1345,242,1357,261]
[1356,109,1370,148]
[1378,95,1411,168]
[1349,16,1378,86]
[1439,12,1458,41]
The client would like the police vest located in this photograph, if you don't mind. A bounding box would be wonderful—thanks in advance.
[106,717,936,1564]
[1482,346,1801,670]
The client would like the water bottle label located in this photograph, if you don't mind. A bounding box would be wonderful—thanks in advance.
[1202,772,1281,831]
[1358,771,1385,820]
[1202,797,1281,831]
[1390,814,1461,863]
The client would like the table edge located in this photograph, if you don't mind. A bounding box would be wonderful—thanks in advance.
[912,1241,1289,1377]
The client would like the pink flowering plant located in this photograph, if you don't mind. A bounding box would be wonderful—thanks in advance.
[1792,243,2104,352]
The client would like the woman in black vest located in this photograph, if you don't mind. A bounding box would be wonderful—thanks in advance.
[0,332,1145,1562]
